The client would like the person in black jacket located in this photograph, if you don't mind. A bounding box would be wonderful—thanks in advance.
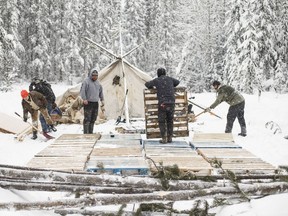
[29,78,57,132]
[145,68,180,143]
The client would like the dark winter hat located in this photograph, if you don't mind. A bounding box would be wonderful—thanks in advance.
[21,90,29,99]
[157,68,166,77]
[212,80,221,87]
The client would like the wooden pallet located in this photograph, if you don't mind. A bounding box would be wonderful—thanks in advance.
[144,87,189,139]
[26,134,100,171]
[197,148,277,174]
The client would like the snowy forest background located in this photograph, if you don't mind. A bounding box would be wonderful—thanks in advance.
[0,0,288,94]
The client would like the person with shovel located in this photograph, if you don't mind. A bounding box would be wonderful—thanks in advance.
[145,67,180,143]
[204,80,247,137]
[80,68,104,134]
[21,90,55,140]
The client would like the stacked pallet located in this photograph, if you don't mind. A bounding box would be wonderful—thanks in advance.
[27,134,100,171]
[192,133,277,174]
[143,87,189,139]
[86,134,149,175]
[143,139,212,176]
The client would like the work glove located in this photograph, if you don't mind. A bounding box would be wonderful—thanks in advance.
[204,107,211,113]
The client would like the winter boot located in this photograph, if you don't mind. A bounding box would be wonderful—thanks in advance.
[238,127,247,137]
[167,135,173,143]
[31,131,37,140]
[88,123,94,134]
[83,123,90,134]
[159,137,167,144]
[50,124,57,132]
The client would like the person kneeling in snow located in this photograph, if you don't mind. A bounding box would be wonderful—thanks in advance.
[21,90,56,139]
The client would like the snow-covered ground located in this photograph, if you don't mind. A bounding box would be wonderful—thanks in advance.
[0,82,288,215]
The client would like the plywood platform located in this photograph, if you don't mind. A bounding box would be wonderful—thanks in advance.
[27,134,100,171]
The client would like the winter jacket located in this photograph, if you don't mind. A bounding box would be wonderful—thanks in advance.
[209,85,245,109]
[145,75,180,105]
[29,80,56,103]
[22,91,48,120]
[80,72,104,103]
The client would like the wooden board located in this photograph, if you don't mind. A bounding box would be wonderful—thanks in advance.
[191,141,241,149]
[26,157,87,171]
[90,147,143,157]
[192,133,234,142]
[145,147,196,157]
[100,134,142,140]
[86,156,149,175]
[147,156,212,176]
[144,87,189,139]
[197,148,257,159]
[142,139,190,148]
[0,112,31,134]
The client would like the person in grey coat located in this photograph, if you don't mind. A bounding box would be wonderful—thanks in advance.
[205,80,247,136]
[80,68,104,134]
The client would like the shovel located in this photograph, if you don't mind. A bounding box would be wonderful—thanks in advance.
[15,112,54,139]
[115,89,128,125]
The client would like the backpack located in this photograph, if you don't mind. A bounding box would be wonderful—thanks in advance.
[29,80,56,103]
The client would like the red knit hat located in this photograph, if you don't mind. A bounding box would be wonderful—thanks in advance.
[21,90,29,99]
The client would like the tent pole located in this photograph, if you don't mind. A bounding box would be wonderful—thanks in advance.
[120,59,130,125]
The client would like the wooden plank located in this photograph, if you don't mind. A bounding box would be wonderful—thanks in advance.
[143,139,190,147]
[100,134,142,140]
[0,112,31,134]
[27,157,86,171]
[90,147,143,157]
[36,147,92,157]
[146,131,189,139]
[147,156,212,176]
[191,141,241,149]
[86,156,149,175]
[145,148,197,157]
[198,148,257,158]
[193,133,234,142]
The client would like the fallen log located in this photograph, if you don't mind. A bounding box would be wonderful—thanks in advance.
[0,182,287,211]
[0,180,154,194]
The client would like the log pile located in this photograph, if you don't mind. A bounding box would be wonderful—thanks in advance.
[0,164,288,215]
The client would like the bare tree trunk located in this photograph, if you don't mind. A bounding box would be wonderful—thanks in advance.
[0,182,287,211]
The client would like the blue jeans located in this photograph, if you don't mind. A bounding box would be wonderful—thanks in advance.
[40,102,52,133]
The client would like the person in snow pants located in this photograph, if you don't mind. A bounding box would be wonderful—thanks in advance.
[205,80,247,137]
[80,68,104,134]
[145,68,180,143]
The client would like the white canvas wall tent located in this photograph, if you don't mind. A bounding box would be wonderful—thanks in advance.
[56,58,152,123]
